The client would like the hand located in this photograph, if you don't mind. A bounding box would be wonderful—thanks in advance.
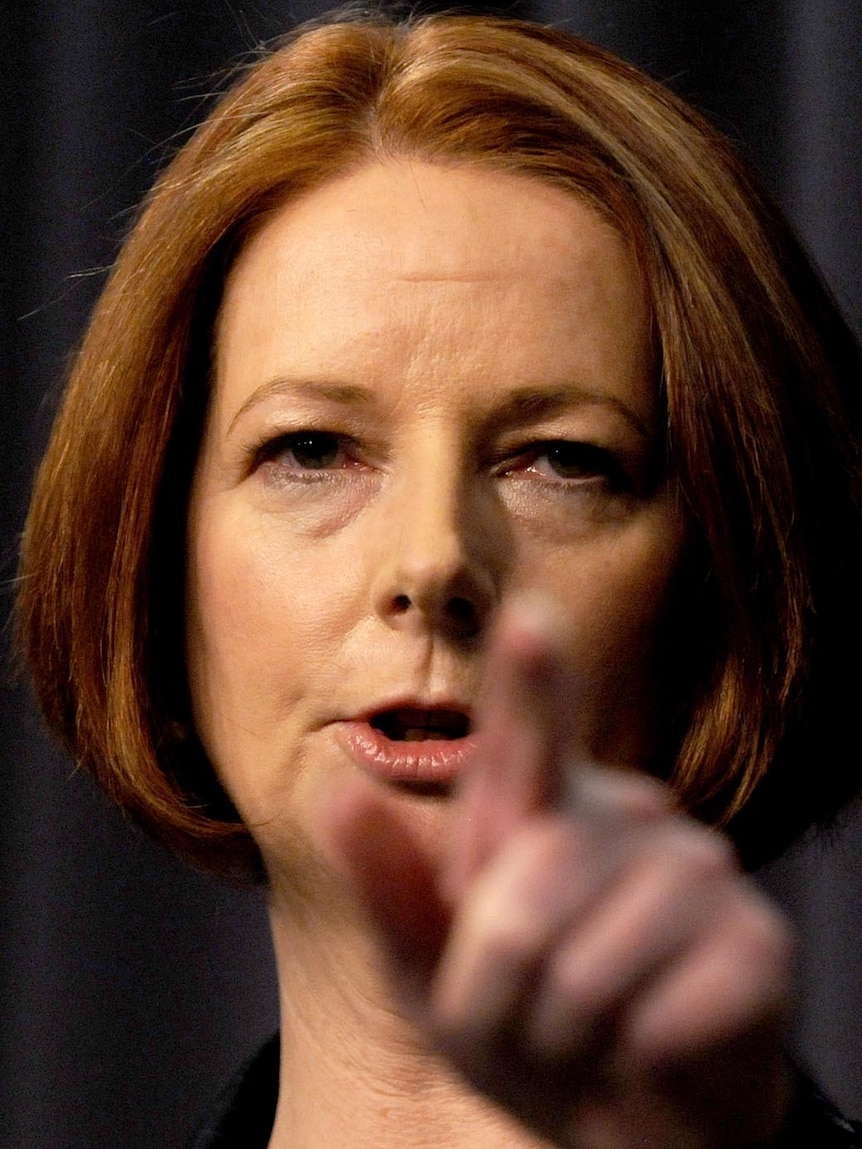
[325,597,795,1149]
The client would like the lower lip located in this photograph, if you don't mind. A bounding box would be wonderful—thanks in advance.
[335,721,478,786]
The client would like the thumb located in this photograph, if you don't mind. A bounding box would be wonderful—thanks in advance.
[320,776,451,996]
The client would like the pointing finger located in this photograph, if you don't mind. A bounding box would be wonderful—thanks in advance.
[445,594,585,898]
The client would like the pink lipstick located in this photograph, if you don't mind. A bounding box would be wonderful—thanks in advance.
[336,705,477,789]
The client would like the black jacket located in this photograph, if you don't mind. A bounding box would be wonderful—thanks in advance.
[184,1034,861,1149]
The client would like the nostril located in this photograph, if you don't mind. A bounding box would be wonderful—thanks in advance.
[380,588,488,637]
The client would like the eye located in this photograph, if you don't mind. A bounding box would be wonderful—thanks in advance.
[510,440,633,492]
[256,431,349,471]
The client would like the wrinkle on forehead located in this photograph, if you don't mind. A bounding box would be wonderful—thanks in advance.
[230,159,631,288]
[212,159,655,438]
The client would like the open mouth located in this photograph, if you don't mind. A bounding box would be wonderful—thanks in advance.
[338,706,476,792]
[369,707,472,743]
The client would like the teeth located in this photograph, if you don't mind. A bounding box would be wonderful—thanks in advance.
[371,709,471,742]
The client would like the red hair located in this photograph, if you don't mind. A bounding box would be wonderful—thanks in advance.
[18,14,862,878]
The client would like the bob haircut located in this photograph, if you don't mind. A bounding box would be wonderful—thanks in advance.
[18,11,862,880]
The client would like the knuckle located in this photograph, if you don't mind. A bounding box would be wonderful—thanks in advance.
[472,891,543,972]
[527,813,588,869]
[626,823,736,905]
[546,946,604,1012]
[484,918,537,972]
[616,772,676,819]
[662,823,737,881]
[570,765,673,824]
[556,970,596,1017]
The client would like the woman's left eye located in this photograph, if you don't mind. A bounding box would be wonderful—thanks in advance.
[508,440,633,491]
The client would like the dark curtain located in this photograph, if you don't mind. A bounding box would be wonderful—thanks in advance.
[2,2,860,1147]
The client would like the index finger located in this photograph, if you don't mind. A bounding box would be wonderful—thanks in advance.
[444,594,587,899]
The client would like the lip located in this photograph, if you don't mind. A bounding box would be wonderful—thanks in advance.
[334,698,478,787]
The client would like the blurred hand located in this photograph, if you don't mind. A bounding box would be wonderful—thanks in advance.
[325,597,795,1149]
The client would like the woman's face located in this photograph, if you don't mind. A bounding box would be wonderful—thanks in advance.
[186,161,686,888]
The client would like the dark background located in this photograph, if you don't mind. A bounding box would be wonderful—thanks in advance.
[2,2,860,1147]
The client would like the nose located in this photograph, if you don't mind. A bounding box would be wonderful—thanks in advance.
[369,469,499,642]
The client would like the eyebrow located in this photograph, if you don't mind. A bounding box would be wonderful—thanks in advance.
[483,385,651,440]
[226,376,651,439]
[227,377,375,435]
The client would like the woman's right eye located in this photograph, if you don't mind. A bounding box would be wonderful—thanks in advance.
[256,431,348,472]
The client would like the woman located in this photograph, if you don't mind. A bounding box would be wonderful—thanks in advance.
[18,12,862,1148]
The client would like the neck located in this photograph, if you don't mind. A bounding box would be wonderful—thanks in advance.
[265,895,548,1149]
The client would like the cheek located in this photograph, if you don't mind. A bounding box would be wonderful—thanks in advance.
[531,509,686,765]
[184,505,296,774]
[184,517,307,838]
[184,504,365,746]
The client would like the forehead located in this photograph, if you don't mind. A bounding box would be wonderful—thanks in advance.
[212,160,654,424]
[223,160,634,298]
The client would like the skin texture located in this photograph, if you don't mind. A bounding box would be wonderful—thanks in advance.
[186,162,794,1149]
